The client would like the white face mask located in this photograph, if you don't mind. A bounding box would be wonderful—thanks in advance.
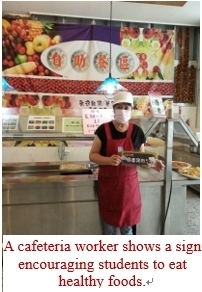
[114,109,131,124]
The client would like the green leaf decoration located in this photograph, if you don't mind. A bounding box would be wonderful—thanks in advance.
[158,71,164,80]
[133,98,138,108]
[42,22,54,34]
[132,39,140,49]
[142,39,146,47]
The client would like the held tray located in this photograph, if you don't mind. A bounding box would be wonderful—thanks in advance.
[122,151,157,166]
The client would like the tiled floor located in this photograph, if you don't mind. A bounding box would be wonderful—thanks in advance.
[184,187,200,235]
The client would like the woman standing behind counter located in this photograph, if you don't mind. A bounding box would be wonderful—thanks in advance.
[89,92,164,235]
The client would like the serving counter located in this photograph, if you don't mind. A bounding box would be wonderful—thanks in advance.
[2,162,199,235]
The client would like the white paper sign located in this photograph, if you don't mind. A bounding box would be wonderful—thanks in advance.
[82,109,114,135]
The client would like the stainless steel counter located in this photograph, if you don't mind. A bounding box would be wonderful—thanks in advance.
[2,161,199,186]
[2,162,200,235]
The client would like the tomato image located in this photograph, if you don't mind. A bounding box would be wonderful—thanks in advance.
[42,95,56,107]
[24,95,39,106]
[142,28,158,39]
[120,27,140,40]
[2,93,39,107]
[41,95,72,109]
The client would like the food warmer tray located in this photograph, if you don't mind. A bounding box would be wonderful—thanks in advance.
[2,162,98,176]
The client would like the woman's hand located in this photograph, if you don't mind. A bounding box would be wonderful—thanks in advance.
[154,160,165,172]
[109,154,122,166]
[148,159,165,172]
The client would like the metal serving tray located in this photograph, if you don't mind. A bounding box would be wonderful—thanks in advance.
[2,162,99,176]
[59,163,92,174]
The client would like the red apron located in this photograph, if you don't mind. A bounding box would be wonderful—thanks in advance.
[98,122,142,227]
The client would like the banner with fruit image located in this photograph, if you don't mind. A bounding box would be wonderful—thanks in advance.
[2,19,174,96]
[120,27,175,81]
[2,93,115,116]
[2,92,171,120]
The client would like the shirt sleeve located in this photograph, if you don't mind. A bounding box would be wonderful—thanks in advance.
[95,123,106,142]
[131,124,146,150]
[94,123,107,156]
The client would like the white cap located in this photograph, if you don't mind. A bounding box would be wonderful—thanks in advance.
[113,92,133,106]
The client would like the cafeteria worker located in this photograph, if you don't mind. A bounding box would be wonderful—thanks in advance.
[89,92,164,235]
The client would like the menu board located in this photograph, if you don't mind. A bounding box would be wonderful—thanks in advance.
[2,115,19,131]
[62,117,83,133]
[27,116,55,131]
[82,109,114,135]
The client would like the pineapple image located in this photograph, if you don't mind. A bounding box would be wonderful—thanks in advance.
[4,19,54,42]
[17,19,54,41]
[133,97,151,116]
[2,19,55,76]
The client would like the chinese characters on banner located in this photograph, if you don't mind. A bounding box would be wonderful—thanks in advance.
[82,109,114,135]
[77,96,114,109]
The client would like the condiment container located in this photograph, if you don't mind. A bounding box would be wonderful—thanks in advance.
[195,132,200,141]
[166,100,173,118]
[189,143,198,154]
[197,141,200,155]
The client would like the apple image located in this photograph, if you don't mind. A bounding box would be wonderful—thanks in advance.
[14,54,28,65]
[33,34,51,53]
[18,46,26,55]
[25,41,35,55]
[52,35,62,44]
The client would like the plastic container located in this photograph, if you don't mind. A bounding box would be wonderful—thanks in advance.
[166,100,173,118]
[195,132,200,141]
